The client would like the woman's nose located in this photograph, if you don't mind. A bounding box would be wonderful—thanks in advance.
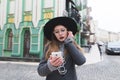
[59,32,62,35]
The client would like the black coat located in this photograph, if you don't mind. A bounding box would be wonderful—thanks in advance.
[37,40,86,80]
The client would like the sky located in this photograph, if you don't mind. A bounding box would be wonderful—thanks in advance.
[88,0,120,32]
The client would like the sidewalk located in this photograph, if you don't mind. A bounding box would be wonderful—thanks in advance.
[84,44,102,65]
[0,44,101,65]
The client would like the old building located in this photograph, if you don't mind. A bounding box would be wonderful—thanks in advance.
[0,0,88,59]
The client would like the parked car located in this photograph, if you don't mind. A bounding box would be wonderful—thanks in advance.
[106,41,120,55]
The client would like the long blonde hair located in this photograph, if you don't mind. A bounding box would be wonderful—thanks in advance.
[44,40,84,60]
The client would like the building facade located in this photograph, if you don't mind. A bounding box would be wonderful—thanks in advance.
[0,0,87,59]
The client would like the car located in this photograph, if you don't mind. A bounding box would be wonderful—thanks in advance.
[105,41,120,55]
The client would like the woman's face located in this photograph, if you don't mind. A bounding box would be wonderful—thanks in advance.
[53,25,68,42]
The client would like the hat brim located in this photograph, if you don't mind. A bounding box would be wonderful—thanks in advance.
[44,17,78,41]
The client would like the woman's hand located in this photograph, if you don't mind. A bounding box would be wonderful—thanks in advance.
[67,31,74,38]
[64,31,74,44]
[49,55,64,67]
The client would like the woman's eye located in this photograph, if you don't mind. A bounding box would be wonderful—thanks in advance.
[55,31,59,33]
[61,29,65,32]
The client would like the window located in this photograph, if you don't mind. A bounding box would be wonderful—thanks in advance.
[8,30,13,50]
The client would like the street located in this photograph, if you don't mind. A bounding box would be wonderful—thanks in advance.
[77,54,120,80]
[0,53,120,80]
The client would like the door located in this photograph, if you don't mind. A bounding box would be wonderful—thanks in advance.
[23,30,30,57]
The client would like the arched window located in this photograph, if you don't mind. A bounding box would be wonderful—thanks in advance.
[8,30,13,50]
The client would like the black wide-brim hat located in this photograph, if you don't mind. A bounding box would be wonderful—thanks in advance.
[44,17,78,41]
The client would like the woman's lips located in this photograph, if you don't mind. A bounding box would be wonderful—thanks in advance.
[60,37,64,39]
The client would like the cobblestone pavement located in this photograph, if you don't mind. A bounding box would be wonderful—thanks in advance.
[77,54,120,80]
[0,54,120,80]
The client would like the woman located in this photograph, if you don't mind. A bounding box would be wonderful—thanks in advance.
[37,17,86,80]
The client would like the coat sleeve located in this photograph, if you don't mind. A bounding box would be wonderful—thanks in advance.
[64,37,86,65]
[37,45,58,76]
[37,55,52,76]
[37,45,51,76]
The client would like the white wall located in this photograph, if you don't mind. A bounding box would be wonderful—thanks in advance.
[32,0,41,27]
[54,0,66,17]
[0,0,7,29]
[15,0,22,29]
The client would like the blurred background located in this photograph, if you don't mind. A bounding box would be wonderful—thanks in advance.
[0,0,120,60]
